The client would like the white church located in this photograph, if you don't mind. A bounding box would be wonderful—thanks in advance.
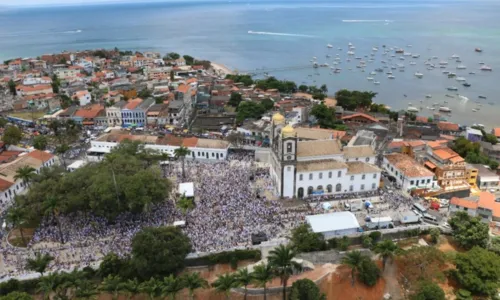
[269,112,382,198]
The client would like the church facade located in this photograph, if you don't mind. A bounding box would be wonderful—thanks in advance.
[269,113,381,198]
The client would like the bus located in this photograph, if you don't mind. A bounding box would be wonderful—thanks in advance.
[422,213,438,224]
[412,203,427,214]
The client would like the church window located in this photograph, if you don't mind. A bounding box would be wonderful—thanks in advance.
[287,166,291,171]
[287,143,292,153]
[373,174,377,179]
[309,173,313,180]
[338,171,341,177]
[335,183,342,192]
[327,185,332,193]
[372,183,376,189]
[362,174,366,180]
[366,157,370,162]
[299,174,303,181]
[319,172,323,179]
[350,175,354,181]
[361,184,365,190]
[328,172,332,178]
[349,185,353,191]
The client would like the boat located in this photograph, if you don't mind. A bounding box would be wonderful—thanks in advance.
[472,109,478,112]
[414,72,424,78]
[426,94,432,98]
[442,70,450,74]
[355,57,362,60]
[407,106,419,113]
[412,54,420,58]
[447,86,458,91]
[455,77,466,82]
[347,51,355,55]
[479,95,487,99]
[479,62,485,65]
[372,47,378,51]
[404,52,412,56]
[456,60,462,63]
[327,44,333,48]
[432,56,438,59]
[326,54,331,58]
[457,65,467,70]
[463,83,471,87]
[375,68,384,72]
[381,60,387,64]
[410,61,417,65]
[386,71,393,75]
[370,71,376,75]
[388,75,395,79]
[348,42,353,46]
[451,54,460,59]
[439,61,448,65]
[475,48,483,52]
[480,65,492,71]
[374,81,381,85]
[439,107,452,112]
[395,48,404,54]
[399,57,405,60]
[469,72,476,75]
[446,94,455,98]
[448,73,456,78]
[391,66,397,70]
[440,65,447,69]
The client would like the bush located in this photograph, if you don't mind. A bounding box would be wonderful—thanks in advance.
[185,249,261,267]
[290,224,326,253]
[410,281,445,300]
[338,236,350,251]
[429,228,440,244]
[289,279,326,300]
[327,238,338,249]
[361,235,373,248]
[455,289,473,300]
[0,279,39,296]
[369,231,382,242]
[357,258,381,286]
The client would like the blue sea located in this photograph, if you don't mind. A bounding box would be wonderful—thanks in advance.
[1,0,500,127]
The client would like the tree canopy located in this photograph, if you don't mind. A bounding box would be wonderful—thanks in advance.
[164,52,180,60]
[454,247,500,296]
[310,103,346,130]
[451,137,498,170]
[2,125,22,145]
[255,77,297,93]
[289,279,326,300]
[228,92,243,107]
[33,135,48,150]
[448,211,489,249]
[236,101,269,123]
[131,226,192,280]
[410,281,445,300]
[396,247,446,288]
[225,74,254,86]
[290,224,325,253]
[335,89,377,111]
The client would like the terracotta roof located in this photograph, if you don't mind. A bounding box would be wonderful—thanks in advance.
[440,134,457,141]
[297,140,342,158]
[450,197,479,209]
[124,98,143,110]
[433,149,458,160]
[294,127,346,140]
[186,78,198,84]
[182,137,198,147]
[341,113,379,123]
[297,159,347,172]
[478,192,500,218]
[493,128,500,138]
[415,116,428,123]
[177,84,189,94]
[388,141,409,148]
[449,156,465,163]
[427,140,447,149]
[385,153,434,178]
[437,121,459,131]
[344,146,375,159]
[346,161,381,175]
[26,150,54,163]
[0,177,14,192]
[407,140,426,147]
[74,104,104,119]
[18,85,52,92]
[425,161,437,169]
[195,139,229,149]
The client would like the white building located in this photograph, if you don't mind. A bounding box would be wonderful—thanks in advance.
[383,153,437,191]
[306,211,360,238]
[54,68,80,80]
[269,113,381,198]
[106,100,128,126]
[87,131,230,162]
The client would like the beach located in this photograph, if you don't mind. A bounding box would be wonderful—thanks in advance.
[211,62,234,76]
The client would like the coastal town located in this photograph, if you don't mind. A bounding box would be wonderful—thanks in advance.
[0,48,499,300]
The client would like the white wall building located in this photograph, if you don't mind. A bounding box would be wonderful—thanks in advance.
[54,68,80,80]
[383,153,437,191]
[269,113,381,198]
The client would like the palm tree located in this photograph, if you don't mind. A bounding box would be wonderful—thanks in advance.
[174,146,191,179]
[14,165,37,187]
[139,278,162,300]
[211,273,240,300]
[118,278,140,300]
[268,244,302,300]
[236,268,252,300]
[99,274,122,300]
[74,280,98,300]
[251,263,274,300]
[374,240,398,270]
[161,274,184,300]
[37,272,60,300]
[181,272,208,300]
[176,194,194,215]
[26,252,54,276]
[42,197,65,244]
[341,250,365,286]
[6,205,28,246]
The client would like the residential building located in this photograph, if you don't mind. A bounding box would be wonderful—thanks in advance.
[463,127,483,142]
[16,85,53,96]
[465,164,479,188]
[236,119,271,146]
[493,128,500,139]
[54,67,81,79]
[121,98,155,127]
[73,90,92,106]
[437,121,461,135]
[146,103,168,127]
[145,67,172,80]
[480,141,500,163]
[269,113,381,198]
[341,113,379,125]
[72,104,106,127]
[469,164,500,192]
[7,59,22,71]
[106,100,127,126]
[87,131,230,162]
[450,192,500,222]
[167,100,186,127]
[383,153,436,191]
[22,76,52,86]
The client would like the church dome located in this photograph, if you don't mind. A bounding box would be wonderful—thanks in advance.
[282,124,295,137]
[272,113,285,123]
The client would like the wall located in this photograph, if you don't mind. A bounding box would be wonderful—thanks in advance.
[449,204,477,217]
[283,164,295,198]
[345,155,376,164]
[296,169,379,196]
[383,157,435,191]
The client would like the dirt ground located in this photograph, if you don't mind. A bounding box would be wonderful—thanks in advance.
[437,236,465,253]
[7,228,34,247]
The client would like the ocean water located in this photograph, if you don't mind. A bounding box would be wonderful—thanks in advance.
[1,0,499,127]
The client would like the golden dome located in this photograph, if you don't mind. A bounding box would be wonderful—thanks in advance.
[282,124,295,137]
[272,113,285,123]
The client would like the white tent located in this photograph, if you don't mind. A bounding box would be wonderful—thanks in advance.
[178,182,194,198]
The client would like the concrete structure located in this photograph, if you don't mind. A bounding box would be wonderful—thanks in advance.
[450,192,500,222]
[106,100,127,126]
[54,68,80,79]
[463,127,483,142]
[167,100,186,127]
[73,90,92,106]
[383,153,436,191]
[269,113,381,198]
[465,164,479,189]
[480,141,500,163]
[121,98,155,127]
[469,164,500,192]
[306,212,360,239]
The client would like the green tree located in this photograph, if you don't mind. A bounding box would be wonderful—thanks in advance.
[228,92,243,107]
[268,244,302,300]
[236,268,252,300]
[411,281,445,300]
[310,103,337,129]
[181,272,208,300]
[298,85,308,93]
[161,275,184,300]
[260,98,275,111]
[236,101,266,122]
[211,273,240,300]
[335,89,377,111]
[251,263,274,300]
[118,278,140,300]
[255,77,296,93]
[2,125,22,145]
[131,227,192,280]
[138,88,152,99]
[289,278,326,300]
[42,196,65,244]
[55,144,70,169]
[99,275,122,300]
[373,240,398,270]
[0,118,8,128]
[455,289,473,300]
[225,74,254,86]
[14,166,37,187]
[176,194,195,215]
[174,146,191,179]
[6,205,28,246]
[290,223,325,253]
[396,247,446,287]
[139,278,163,300]
[7,79,17,95]
[357,257,381,286]
[74,280,98,300]
[448,211,489,249]
[33,135,48,150]
[429,228,440,244]
[26,252,53,276]
[454,247,500,296]
[183,55,194,65]
[37,272,59,300]
[98,253,127,278]
[165,52,180,60]
[0,292,33,300]
[341,251,364,286]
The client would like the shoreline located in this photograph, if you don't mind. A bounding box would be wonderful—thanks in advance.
[211,62,234,76]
